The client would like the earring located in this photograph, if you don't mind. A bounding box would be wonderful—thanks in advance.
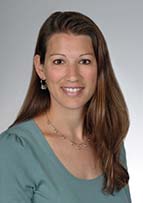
[40,79,47,90]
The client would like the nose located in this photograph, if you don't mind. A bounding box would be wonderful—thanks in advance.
[66,63,80,82]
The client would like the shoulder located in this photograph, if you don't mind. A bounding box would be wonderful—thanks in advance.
[0,121,37,201]
[0,119,41,180]
[0,120,35,158]
[0,119,36,140]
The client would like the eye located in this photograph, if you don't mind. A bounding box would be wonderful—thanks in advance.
[53,59,64,65]
[80,59,91,65]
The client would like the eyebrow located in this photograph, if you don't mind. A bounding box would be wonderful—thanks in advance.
[80,53,95,57]
[49,53,95,57]
[49,54,66,57]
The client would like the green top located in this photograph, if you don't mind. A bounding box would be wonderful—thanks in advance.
[0,119,131,203]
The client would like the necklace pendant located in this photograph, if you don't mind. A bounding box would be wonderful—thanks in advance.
[77,146,82,150]
[61,135,66,139]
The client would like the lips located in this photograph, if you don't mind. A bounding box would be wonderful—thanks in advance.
[61,86,84,96]
[62,87,83,92]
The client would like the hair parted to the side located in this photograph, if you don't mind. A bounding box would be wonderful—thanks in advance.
[11,11,130,194]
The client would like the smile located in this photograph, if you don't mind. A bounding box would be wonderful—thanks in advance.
[63,87,82,92]
[61,87,84,96]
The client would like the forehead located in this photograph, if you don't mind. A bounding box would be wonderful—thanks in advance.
[46,33,94,54]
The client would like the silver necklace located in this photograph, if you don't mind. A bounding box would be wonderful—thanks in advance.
[47,118,93,150]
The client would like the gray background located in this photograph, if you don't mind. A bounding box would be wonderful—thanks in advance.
[0,0,142,202]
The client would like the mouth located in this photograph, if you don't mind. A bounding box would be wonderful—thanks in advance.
[61,87,84,96]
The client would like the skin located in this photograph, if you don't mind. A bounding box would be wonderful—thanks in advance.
[35,33,97,109]
[34,33,102,179]
[34,33,98,141]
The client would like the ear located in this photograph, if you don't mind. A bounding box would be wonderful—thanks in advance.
[34,55,46,80]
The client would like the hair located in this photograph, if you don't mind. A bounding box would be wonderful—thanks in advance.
[11,11,129,194]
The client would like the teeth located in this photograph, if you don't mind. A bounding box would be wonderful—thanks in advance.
[63,87,82,92]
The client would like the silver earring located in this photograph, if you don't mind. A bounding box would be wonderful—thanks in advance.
[40,79,47,90]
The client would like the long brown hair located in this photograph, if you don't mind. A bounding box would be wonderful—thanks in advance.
[11,11,129,194]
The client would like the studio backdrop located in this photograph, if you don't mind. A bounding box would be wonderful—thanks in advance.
[0,1,142,202]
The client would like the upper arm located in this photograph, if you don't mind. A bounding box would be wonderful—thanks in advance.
[0,131,35,203]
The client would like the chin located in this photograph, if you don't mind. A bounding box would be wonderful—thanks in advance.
[50,94,92,111]
[60,101,87,111]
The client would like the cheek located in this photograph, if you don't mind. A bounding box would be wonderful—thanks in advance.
[46,69,65,82]
[83,69,97,84]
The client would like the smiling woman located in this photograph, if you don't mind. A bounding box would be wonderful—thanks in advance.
[0,11,131,203]
[34,33,97,110]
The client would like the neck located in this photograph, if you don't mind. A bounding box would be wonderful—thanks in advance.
[45,104,85,142]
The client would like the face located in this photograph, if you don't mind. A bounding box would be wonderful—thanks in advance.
[34,33,97,111]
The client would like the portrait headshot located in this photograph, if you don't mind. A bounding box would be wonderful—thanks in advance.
[0,1,142,203]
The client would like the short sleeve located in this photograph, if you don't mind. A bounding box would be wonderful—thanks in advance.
[0,130,35,203]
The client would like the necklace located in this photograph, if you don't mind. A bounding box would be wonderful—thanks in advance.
[47,118,94,150]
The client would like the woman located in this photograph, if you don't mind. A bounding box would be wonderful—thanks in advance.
[0,11,131,202]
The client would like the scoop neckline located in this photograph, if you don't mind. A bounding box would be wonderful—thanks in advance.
[30,119,104,184]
